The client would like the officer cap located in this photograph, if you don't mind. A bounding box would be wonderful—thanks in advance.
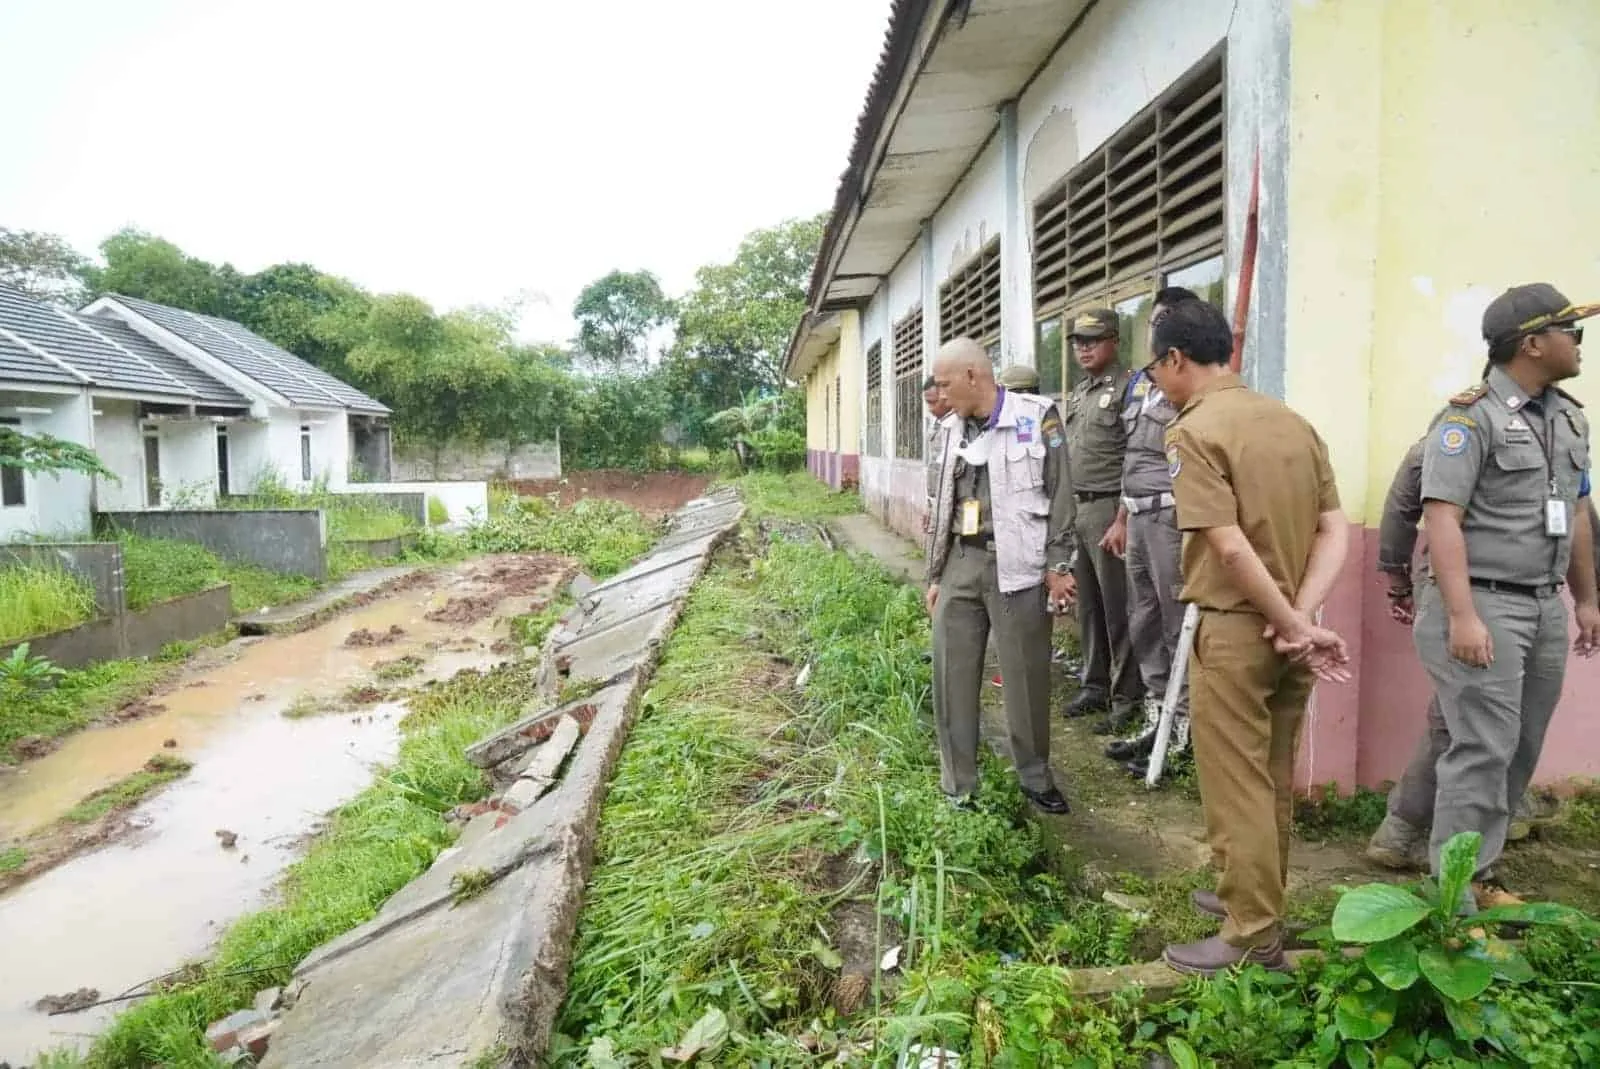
[996,364,1041,391]
[1481,283,1600,347]
[1067,308,1119,340]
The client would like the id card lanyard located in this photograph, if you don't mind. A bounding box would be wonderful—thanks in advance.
[1537,406,1567,539]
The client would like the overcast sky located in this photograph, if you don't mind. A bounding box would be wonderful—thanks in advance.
[0,0,891,343]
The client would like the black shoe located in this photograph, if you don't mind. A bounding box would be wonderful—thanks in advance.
[1105,731,1156,761]
[1061,689,1108,719]
[1022,785,1071,814]
[1126,751,1189,781]
[1092,704,1139,736]
[920,650,934,664]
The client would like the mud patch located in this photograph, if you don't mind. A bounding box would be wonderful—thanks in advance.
[343,685,386,706]
[427,556,571,626]
[345,624,406,648]
[507,470,712,518]
[112,699,168,722]
[35,987,98,1015]
[10,735,59,762]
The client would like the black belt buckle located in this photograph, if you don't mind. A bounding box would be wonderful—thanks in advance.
[1469,577,1561,598]
[1075,490,1116,502]
[957,535,995,552]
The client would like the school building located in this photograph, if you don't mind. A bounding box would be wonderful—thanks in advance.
[783,0,1600,791]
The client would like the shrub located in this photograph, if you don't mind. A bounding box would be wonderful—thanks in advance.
[751,428,805,472]
[0,564,96,642]
[427,496,450,526]
[465,496,655,578]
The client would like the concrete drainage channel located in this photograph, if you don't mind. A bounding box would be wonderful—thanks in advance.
[250,488,744,1068]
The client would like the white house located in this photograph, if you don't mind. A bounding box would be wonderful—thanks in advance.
[0,286,391,539]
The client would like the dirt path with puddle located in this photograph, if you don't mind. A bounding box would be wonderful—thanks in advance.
[0,553,570,1063]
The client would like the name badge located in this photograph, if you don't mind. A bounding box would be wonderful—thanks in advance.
[960,499,981,536]
[1546,498,1568,538]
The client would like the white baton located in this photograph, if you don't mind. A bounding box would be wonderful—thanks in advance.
[1146,602,1200,788]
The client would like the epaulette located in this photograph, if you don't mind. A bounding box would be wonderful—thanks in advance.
[1447,383,1488,407]
[1553,385,1585,409]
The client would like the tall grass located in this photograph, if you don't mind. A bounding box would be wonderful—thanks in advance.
[725,471,862,521]
[467,496,656,577]
[77,661,539,1067]
[0,564,97,643]
[116,534,314,615]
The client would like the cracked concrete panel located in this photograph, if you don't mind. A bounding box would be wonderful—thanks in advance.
[553,602,677,683]
[586,534,718,595]
[576,558,701,636]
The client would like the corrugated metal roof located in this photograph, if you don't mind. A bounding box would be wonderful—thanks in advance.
[79,315,249,407]
[108,294,390,415]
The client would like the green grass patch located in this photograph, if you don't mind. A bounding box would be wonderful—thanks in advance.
[721,471,861,521]
[116,533,316,615]
[466,496,656,578]
[510,594,574,651]
[0,563,96,643]
[1,656,171,763]
[63,754,193,824]
[75,661,539,1067]
[1292,782,1389,841]
[227,474,417,542]
[427,495,450,526]
[0,845,25,872]
[373,655,424,682]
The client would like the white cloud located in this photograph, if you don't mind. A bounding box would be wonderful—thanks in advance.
[0,0,893,343]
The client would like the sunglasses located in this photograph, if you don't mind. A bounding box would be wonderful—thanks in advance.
[1549,325,1585,344]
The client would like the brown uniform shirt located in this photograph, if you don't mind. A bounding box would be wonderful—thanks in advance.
[1065,367,1132,493]
[1165,374,1341,612]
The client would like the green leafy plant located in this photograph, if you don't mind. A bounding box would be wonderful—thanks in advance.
[0,642,67,690]
[1327,830,1597,1062]
[0,564,97,643]
[427,495,450,526]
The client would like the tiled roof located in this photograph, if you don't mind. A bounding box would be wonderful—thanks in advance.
[78,314,248,406]
[108,294,390,415]
[0,328,83,386]
[0,286,201,398]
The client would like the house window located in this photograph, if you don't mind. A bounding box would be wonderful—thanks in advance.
[939,238,1002,349]
[834,374,842,451]
[142,426,161,507]
[216,426,231,497]
[0,418,24,507]
[892,306,924,460]
[863,340,883,457]
[823,382,832,453]
[300,425,312,482]
[1033,51,1227,391]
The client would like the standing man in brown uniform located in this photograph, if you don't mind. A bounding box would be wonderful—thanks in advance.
[1061,308,1144,732]
[1150,301,1351,975]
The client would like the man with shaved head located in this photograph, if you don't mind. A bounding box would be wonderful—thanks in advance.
[926,339,1076,813]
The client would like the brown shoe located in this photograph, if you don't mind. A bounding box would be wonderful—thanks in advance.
[1473,883,1525,910]
[1190,889,1226,920]
[1163,934,1286,977]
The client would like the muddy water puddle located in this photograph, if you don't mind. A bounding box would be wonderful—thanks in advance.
[0,556,562,1061]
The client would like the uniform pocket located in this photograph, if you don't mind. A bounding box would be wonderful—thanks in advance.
[1492,446,1547,502]
[1005,438,1047,489]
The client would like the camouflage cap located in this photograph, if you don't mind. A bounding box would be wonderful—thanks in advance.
[997,364,1040,391]
[1481,283,1600,347]
[1067,307,1119,340]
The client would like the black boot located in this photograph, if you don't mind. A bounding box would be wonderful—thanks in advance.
[1105,698,1161,757]
[1124,718,1190,780]
[1061,688,1108,719]
[1093,701,1141,736]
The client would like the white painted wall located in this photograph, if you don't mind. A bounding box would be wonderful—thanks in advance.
[226,420,273,494]
[256,408,348,490]
[337,481,490,527]
[93,401,146,511]
[932,136,1004,309]
[157,420,220,506]
[0,388,94,539]
[309,411,351,489]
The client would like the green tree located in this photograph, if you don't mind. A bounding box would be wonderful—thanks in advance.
[0,427,113,479]
[81,228,247,319]
[240,263,370,380]
[573,270,674,366]
[0,228,88,304]
[672,214,824,394]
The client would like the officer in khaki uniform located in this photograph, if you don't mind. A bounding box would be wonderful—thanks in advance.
[1061,308,1144,731]
[1365,431,1569,870]
[1103,288,1199,778]
[998,363,1041,395]
[927,339,1076,814]
[1149,301,1351,975]
[1416,284,1600,900]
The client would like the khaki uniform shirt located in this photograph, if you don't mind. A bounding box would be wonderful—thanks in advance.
[1377,439,1426,578]
[1065,367,1132,493]
[1165,374,1341,612]
[1120,369,1180,498]
[1421,366,1591,585]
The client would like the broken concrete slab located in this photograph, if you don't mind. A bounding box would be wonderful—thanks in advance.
[552,603,676,684]
[501,715,581,812]
[465,685,611,770]
[582,534,719,598]
[568,571,597,599]
[236,566,428,635]
[574,557,701,637]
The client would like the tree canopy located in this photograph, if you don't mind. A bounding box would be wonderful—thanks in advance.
[573,270,673,367]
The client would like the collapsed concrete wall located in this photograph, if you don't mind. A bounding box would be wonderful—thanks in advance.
[261,488,743,1068]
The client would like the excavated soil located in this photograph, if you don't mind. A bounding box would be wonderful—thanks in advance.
[508,470,712,518]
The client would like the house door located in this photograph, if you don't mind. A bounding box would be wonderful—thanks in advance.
[216,426,230,497]
[142,427,161,507]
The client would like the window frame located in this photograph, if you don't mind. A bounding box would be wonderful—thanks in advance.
[299,424,313,482]
[938,237,1002,349]
[891,305,925,460]
[142,424,162,507]
[0,417,25,508]
[863,340,884,457]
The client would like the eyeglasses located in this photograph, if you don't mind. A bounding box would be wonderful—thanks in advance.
[1549,325,1585,344]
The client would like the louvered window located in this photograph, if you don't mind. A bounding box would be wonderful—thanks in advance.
[1032,52,1225,316]
[892,307,924,460]
[864,341,884,457]
[939,238,1001,346]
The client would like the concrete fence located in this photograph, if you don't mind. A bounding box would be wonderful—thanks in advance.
[0,541,126,617]
[0,585,234,669]
[392,439,560,483]
[97,510,329,581]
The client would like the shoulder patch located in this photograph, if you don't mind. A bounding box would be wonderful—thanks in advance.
[1437,422,1471,457]
[1166,445,1182,478]
[1442,413,1477,430]
[1042,414,1064,448]
[1448,383,1489,407]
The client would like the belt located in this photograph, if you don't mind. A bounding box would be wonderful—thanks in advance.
[956,535,996,551]
[1075,490,1119,502]
[1468,577,1564,598]
[1122,492,1175,515]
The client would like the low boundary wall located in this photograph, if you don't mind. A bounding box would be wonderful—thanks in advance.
[98,510,328,580]
[0,584,233,669]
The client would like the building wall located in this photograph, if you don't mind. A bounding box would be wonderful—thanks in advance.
[93,401,147,511]
[1,387,94,539]
[226,420,274,493]
[1283,0,1600,789]
[158,420,221,505]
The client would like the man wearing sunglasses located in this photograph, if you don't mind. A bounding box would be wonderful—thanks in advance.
[1414,283,1600,906]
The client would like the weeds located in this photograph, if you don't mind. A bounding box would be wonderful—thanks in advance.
[64,754,193,824]
[77,661,539,1067]
[116,533,315,615]
[1,656,170,762]
[0,845,25,872]
[374,655,425,682]
[0,563,96,642]
[724,472,861,521]
[467,496,655,577]
[449,866,494,904]
[1294,783,1390,841]
[510,594,573,650]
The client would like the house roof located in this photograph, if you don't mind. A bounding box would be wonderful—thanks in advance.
[0,285,245,404]
[105,294,390,415]
[78,314,249,406]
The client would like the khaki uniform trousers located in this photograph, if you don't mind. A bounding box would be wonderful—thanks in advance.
[932,542,1055,796]
[1190,609,1312,946]
[1072,495,1142,711]
[1413,583,1567,881]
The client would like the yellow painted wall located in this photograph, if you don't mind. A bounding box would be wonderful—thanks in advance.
[805,351,829,451]
[1286,0,1600,523]
[836,309,863,454]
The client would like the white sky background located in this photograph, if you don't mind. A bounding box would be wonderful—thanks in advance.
[0,0,893,344]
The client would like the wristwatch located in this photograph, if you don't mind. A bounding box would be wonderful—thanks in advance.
[1050,562,1072,576]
